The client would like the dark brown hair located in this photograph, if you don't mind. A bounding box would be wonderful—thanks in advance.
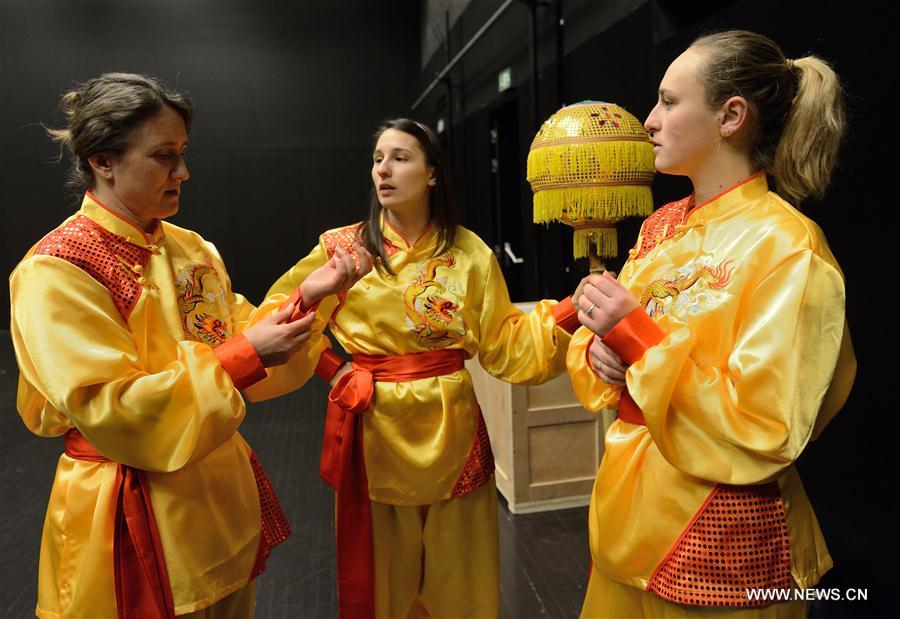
[47,72,193,193]
[691,30,845,203]
[359,118,458,275]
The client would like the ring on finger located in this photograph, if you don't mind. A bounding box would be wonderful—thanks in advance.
[586,304,595,317]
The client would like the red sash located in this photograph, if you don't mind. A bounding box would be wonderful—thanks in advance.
[320,349,465,619]
[64,429,176,619]
[64,430,290,618]
[618,389,647,426]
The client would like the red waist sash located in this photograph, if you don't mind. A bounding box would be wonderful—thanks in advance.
[64,429,176,619]
[64,429,291,618]
[320,349,465,619]
[618,389,647,426]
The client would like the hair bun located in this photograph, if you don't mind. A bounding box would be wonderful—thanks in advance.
[58,90,82,117]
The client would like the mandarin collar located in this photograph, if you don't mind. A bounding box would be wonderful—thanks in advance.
[379,210,437,254]
[683,172,769,226]
[81,192,166,248]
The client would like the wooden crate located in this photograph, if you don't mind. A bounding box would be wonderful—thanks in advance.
[466,307,615,513]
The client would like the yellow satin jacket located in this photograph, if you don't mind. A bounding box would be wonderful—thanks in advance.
[567,174,856,595]
[10,194,322,617]
[266,218,574,505]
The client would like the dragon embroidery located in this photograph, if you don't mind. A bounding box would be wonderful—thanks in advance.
[176,258,230,346]
[193,314,229,347]
[404,253,465,346]
[641,258,735,318]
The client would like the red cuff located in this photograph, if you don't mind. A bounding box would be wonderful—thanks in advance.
[316,349,346,382]
[601,308,665,365]
[551,296,580,334]
[281,288,320,322]
[214,333,267,390]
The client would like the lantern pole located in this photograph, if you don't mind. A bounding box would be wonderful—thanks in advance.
[588,241,606,274]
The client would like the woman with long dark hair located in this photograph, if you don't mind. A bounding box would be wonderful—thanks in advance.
[568,31,856,617]
[267,118,580,617]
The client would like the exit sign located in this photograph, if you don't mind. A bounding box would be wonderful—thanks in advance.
[498,67,512,92]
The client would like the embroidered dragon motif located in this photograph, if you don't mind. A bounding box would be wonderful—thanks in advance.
[404,253,465,346]
[641,259,735,318]
[176,258,229,346]
[177,263,216,315]
[193,314,228,347]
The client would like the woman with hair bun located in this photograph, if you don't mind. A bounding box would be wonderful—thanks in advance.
[10,72,371,618]
[568,31,857,617]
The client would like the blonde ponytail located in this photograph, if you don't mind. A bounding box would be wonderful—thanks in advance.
[773,56,845,203]
[692,30,845,205]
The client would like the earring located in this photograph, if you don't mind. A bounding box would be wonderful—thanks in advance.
[721,129,730,138]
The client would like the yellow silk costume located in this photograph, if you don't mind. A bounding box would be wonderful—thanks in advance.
[567,174,856,612]
[266,219,574,505]
[10,194,324,618]
[267,218,575,616]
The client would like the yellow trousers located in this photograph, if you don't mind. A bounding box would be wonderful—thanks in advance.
[581,567,808,619]
[178,580,256,619]
[370,479,499,619]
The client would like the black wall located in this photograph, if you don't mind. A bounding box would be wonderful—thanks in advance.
[1,0,894,614]
[1,0,421,324]
[416,0,894,616]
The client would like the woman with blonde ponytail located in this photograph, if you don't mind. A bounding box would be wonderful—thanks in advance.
[567,31,857,617]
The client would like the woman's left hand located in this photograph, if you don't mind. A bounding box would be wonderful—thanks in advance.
[300,243,374,309]
[577,271,639,337]
[589,337,629,386]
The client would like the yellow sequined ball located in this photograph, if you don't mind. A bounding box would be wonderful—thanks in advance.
[527,101,655,259]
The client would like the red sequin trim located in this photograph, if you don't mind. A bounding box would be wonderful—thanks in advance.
[450,410,495,498]
[323,226,360,258]
[382,237,401,257]
[33,216,151,319]
[633,197,692,259]
[322,225,399,260]
[249,451,292,579]
[647,482,793,607]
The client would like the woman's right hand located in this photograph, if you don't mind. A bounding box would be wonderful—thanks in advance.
[573,271,616,309]
[243,302,317,367]
[589,337,629,386]
[572,275,592,309]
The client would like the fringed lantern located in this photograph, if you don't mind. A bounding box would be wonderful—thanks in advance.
[527,101,655,271]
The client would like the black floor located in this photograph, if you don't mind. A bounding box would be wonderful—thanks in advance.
[0,332,589,618]
[0,332,887,618]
